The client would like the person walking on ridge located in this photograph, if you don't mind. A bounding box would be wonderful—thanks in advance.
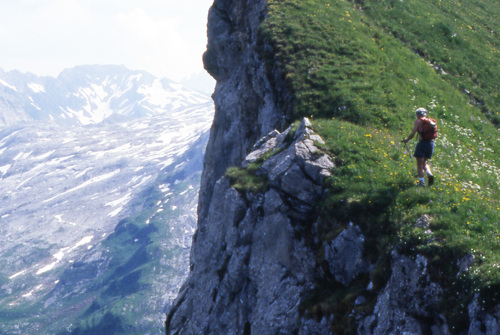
[402,107,435,186]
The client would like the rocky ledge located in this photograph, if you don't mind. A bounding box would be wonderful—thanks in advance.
[165,118,334,334]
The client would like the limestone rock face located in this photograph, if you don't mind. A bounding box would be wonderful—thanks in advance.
[359,251,445,334]
[468,297,500,335]
[358,250,500,335]
[166,119,333,334]
[324,224,367,287]
[198,0,290,222]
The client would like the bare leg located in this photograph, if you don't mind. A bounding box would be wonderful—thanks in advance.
[424,159,432,176]
[416,157,426,178]
[424,159,434,185]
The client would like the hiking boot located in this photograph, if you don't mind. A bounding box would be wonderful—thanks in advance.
[428,175,434,186]
[417,180,426,187]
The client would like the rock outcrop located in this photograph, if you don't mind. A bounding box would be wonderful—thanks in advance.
[166,119,333,334]
[198,0,289,222]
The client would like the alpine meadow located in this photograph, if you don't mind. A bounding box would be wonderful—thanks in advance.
[256,0,499,331]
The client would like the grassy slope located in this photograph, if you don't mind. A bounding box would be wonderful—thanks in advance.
[260,0,499,331]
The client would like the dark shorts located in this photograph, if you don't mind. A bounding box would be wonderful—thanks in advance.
[414,140,434,159]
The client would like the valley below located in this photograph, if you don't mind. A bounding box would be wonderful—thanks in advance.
[0,65,214,333]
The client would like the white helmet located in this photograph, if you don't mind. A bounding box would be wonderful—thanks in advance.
[415,107,427,117]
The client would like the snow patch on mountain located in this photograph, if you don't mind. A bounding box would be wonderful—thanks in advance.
[0,65,213,128]
[0,79,18,91]
[0,113,213,283]
[0,163,11,175]
[28,83,45,93]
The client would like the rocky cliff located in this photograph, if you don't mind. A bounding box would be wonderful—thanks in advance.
[166,0,500,334]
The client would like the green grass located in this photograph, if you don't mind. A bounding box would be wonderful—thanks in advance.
[260,0,499,126]
[360,0,500,125]
[225,146,286,193]
[260,0,499,331]
[226,166,268,193]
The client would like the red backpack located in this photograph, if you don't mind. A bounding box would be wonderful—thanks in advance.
[420,117,438,140]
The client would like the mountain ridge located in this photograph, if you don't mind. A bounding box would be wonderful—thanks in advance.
[0,64,212,127]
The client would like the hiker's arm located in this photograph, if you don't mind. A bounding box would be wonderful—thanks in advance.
[403,120,419,143]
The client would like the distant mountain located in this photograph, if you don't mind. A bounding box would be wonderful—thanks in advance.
[0,65,214,334]
[180,71,216,96]
[0,65,212,127]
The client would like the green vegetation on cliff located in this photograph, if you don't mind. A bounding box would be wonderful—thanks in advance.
[260,0,499,332]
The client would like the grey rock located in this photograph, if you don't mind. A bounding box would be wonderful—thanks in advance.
[457,253,475,277]
[324,224,367,286]
[294,117,315,141]
[359,252,444,334]
[294,140,315,161]
[281,164,322,204]
[260,148,294,182]
[355,296,368,306]
[258,117,334,191]
[198,0,289,222]
[243,130,281,166]
[303,154,335,183]
[468,294,500,335]
[298,316,332,335]
[167,171,322,334]
[430,315,451,335]
[415,215,430,229]
[167,121,333,333]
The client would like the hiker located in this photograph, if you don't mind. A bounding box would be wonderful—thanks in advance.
[402,107,435,186]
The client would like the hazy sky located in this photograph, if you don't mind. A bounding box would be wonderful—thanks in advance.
[0,0,214,82]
